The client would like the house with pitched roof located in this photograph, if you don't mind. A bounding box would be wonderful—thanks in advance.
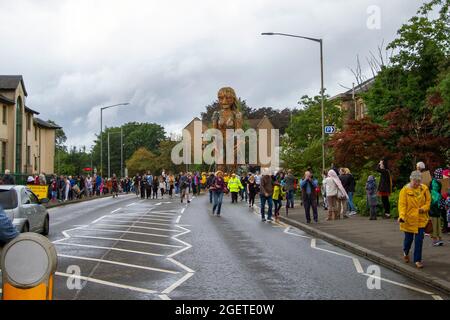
[0,75,61,175]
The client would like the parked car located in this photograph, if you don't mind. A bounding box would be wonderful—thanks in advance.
[0,185,49,235]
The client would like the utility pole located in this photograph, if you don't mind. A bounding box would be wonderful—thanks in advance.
[120,127,123,178]
[108,131,110,178]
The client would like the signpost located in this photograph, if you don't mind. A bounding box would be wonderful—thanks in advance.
[26,185,48,200]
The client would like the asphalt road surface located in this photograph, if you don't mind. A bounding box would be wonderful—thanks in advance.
[39,193,448,300]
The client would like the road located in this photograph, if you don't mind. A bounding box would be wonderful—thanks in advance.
[44,193,446,300]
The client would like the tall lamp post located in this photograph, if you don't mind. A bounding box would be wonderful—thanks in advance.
[261,32,326,172]
[100,103,129,176]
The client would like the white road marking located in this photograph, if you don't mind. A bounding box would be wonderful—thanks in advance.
[91,216,107,224]
[54,242,164,257]
[67,235,183,248]
[352,258,364,274]
[110,208,122,214]
[93,223,181,233]
[58,254,179,274]
[158,294,171,300]
[181,208,185,214]
[55,272,157,294]
[126,202,137,207]
[155,202,162,206]
[161,273,194,294]
[167,257,195,273]
[101,218,173,227]
[80,227,171,238]
[362,273,434,295]
[310,238,354,259]
[432,295,443,300]
[175,216,181,224]
[146,212,178,217]
[168,226,192,258]
[284,227,311,239]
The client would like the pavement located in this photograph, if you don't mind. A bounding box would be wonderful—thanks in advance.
[2,192,447,300]
[263,198,450,296]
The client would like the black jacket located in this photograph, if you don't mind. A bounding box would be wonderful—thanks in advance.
[339,174,355,193]
[376,164,392,193]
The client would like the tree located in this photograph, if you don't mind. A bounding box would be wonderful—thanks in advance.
[91,122,166,176]
[126,148,158,176]
[327,117,390,176]
[286,95,343,150]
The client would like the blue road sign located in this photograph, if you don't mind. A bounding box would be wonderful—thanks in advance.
[325,125,335,134]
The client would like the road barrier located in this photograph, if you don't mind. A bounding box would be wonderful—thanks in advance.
[1,233,57,300]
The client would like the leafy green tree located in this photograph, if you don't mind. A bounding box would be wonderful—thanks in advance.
[91,122,166,176]
[126,148,158,176]
[286,95,343,150]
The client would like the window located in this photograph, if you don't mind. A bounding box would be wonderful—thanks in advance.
[27,190,39,204]
[0,189,18,209]
[27,146,31,165]
[21,189,31,205]
[1,142,5,173]
[27,114,31,130]
[2,105,6,124]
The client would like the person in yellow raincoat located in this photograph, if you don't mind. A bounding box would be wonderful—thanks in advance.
[228,173,243,203]
[398,171,431,269]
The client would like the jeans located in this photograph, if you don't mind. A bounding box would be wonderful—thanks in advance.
[209,190,213,203]
[403,228,425,263]
[260,194,273,220]
[0,209,19,244]
[274,199,282,216]
[213,191,224,215]
[286,190,295,208]
[347,192,356,212]
[304,194,318,222]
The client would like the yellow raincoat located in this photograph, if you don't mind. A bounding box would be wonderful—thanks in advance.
[228,177,243,193]
[398,184,431,234]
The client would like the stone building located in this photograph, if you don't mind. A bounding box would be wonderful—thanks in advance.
[0,75,61,175]
[330,77,375,121]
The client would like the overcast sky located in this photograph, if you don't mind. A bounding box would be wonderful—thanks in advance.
[0,0,424,149]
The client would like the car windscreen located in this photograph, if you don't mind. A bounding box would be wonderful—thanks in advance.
[0,189,19,210]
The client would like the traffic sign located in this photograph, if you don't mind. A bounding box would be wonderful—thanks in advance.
[325,125,336,134]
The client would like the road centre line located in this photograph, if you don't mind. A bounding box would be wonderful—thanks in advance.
[77,227,171,238]
[66,235,183,248]
[54,242,164,257]
[161,273,194,295]
[58,254,180,274]
[93,223,181,233]
[111,208,122,214]
[181,208,185,214]
[176,216,181,224]
[55,272,157,294]
[126,202,137,207]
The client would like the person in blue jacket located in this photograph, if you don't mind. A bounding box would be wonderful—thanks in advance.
[0,206,19,246]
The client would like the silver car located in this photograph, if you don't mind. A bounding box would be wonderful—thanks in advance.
[0,185,50,235]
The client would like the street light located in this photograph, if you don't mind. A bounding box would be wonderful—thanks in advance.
[100,103,130,176]
[261,32,326,173]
